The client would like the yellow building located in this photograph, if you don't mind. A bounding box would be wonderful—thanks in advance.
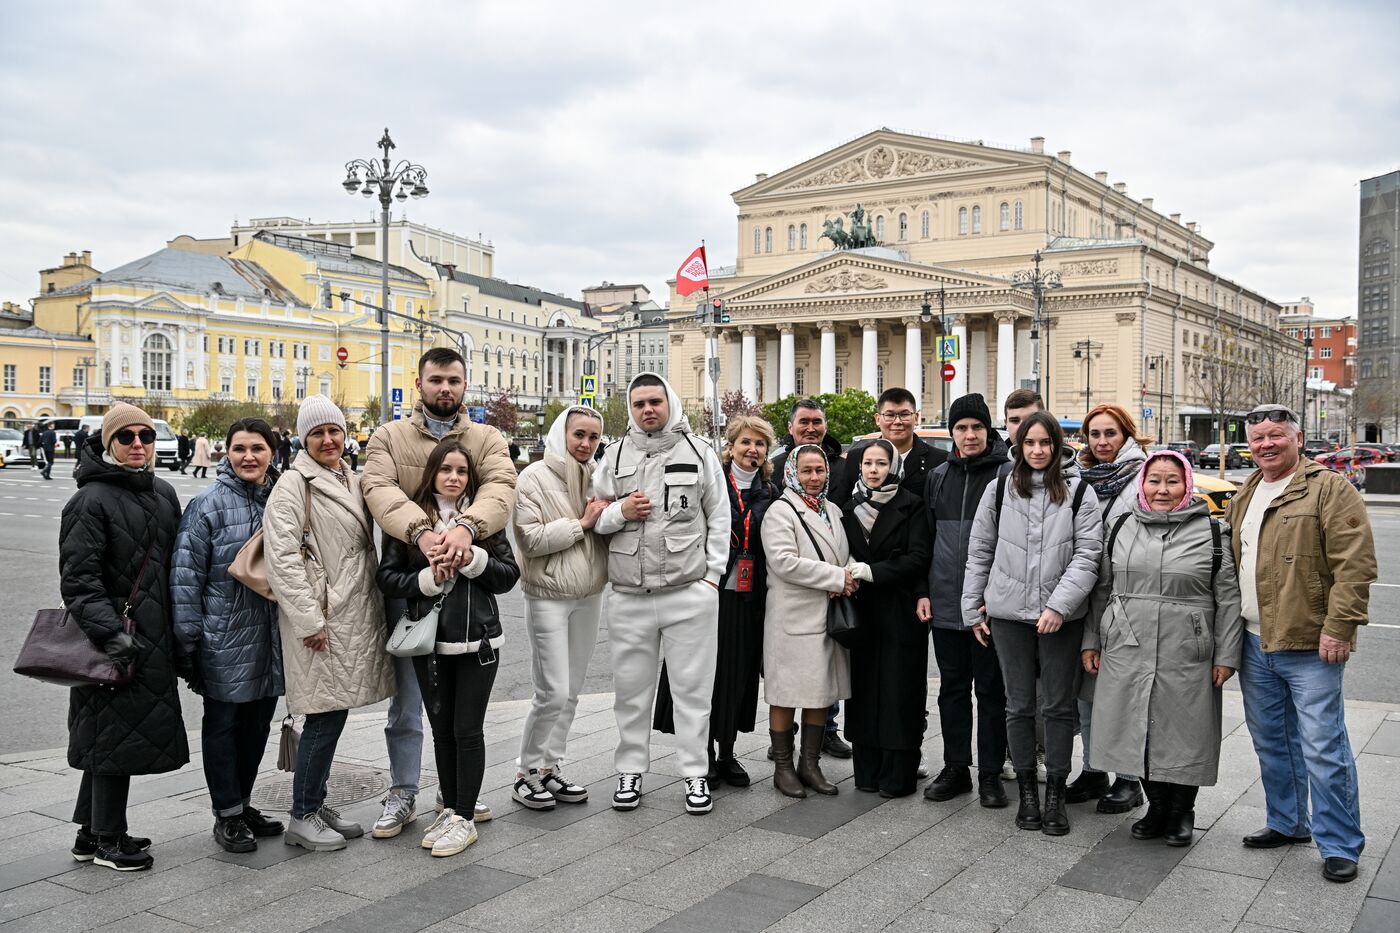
[0,320,97,427]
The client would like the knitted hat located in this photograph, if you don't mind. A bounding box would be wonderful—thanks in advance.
[947,393,992,431]
[297,395,347,444]
[102,402,155,449]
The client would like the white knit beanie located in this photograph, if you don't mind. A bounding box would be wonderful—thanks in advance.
[297,395,346,445]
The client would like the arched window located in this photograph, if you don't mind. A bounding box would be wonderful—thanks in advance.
[1361,358,1374,379]
[1381,359,1392,379]
[1014,200,1024,230]
[799,223,808,249]
[787,225,796,250]
[898,213,908,241]
[765,227,773,253]
[794,367,805,395]
[958,207,968,235]
[876,365,885,394]
[921,210,930,238]
[876,215,885,241]
[999,202,1010,231]
[142,333,172,392]
[496,349,502,365]
[971,206,982,234]
[834,365,844,393]
[753,228,761,255]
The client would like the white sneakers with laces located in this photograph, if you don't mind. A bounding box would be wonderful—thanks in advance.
[430,813,478,857]
[420,808,455,849]
[612,773,643,810]
[541,769,588,804]
[371,790,416,838]
[514,770,557,810]
[684,776,713,815]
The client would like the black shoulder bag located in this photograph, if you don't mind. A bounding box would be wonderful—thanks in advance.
[782,499,862,649]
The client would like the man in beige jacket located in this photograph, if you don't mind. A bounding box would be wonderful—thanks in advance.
[360,347,518,837]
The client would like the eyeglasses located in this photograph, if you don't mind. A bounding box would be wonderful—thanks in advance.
[879,410,917,422]
[1245,409,1294,426]
[115,428,157,445]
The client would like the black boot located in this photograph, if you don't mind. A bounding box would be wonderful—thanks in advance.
[923,764,973,802]
[213,815,257,853]
[240,805,285,837]
[770,729,805,798]
[1042,775,1071,836]
[1014,770,1042,830]
[1064,770,1110,803]
[1096,775,1144,814]
[1163,784,1198,847]
[978,771,1008,808]
[1131,780,1172,840]
[714,744,751,788]
[797,727,838,795]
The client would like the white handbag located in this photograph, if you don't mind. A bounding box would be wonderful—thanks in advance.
[387,579,454,658]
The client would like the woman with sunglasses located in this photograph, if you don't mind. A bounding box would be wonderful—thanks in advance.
[60,403,187,872]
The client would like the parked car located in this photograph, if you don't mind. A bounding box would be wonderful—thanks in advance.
[1355,443,1400,463]
[1303,441,1339,459]
[1229,443,1254,466]
[1193,474,1237,517]
[1168,440,1200,465]
[1316,447,1386,470]
[853,426,954,456]
[0,427,23,467]
[1199,444,1245,470]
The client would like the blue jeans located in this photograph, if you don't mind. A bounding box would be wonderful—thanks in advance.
[826,702,840,734]
[292,709,348,819]
[1239,632,1364,861]
[386,654,423,796]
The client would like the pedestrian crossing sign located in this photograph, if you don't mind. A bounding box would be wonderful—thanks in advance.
[581,375,596,395]
[939,336,960,362]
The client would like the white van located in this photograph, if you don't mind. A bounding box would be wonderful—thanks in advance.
[77,415,181,470]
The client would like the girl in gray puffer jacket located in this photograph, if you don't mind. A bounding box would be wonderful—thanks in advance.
[961,411,1103,838]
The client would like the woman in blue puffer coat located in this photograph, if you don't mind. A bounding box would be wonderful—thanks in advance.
[171,418,285,854]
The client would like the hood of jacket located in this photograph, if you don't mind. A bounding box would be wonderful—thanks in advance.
[544,404,603,509]
[625,372,687,435]
[546,405,604,460]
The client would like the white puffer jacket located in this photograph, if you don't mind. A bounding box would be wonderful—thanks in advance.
[513,406,608,601]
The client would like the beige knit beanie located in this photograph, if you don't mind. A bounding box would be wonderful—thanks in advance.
[297,395,347,445]
[102,402,155,450]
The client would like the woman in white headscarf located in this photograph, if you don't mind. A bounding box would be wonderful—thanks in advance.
[510,406,609,811]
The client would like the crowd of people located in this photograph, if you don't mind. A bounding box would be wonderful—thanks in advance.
[51,347,1377,886]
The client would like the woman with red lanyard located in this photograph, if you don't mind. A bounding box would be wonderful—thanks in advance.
[655,414,779,787]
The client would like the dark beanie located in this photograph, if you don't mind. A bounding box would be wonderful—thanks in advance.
[947,393,992,431]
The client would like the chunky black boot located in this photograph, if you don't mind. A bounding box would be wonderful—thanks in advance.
[1042,775,1071,836]
[1163,784,1198,847]
[1131,780,1172,840]
[1096,776,1144,814]
[1064,770,1110,804]
[1014,770,1042,830]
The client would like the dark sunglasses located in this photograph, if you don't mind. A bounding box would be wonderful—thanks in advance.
[114,428,157,445]
[1245,409,1294,426]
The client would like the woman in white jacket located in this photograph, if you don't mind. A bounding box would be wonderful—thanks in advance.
[510,406,608,810]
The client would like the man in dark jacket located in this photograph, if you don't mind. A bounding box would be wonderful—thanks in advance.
[38,422,57,480]
[177,432,191,474]
[23,422,39,470]
[833,387,947,506]
[920,393,1010,807]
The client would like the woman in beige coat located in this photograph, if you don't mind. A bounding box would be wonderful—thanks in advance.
[510,406,608,810]
[265,396,394,853]
[191,433,212,478]
[762,445,856,799]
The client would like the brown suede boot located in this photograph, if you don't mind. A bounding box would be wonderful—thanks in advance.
[796,725,839,795]
[770,729,806,798]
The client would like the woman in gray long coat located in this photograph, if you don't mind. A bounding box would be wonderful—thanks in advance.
[1082,449,1244,847]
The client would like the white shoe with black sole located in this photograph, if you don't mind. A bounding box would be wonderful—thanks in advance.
[541,769,588,804]
[613,773,642,811]
[513,770,557,810]
[684,777,713,814]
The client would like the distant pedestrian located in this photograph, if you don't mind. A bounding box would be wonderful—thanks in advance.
[191,434,212,478]
[278,432,293,472]
[344,435,359,472]
[177,432,191,474]
[62,431,73,460]
[39,422,57,480]
[72,426,90,477]
[23,422,39,469]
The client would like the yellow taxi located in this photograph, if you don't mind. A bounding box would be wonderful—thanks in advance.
[1192,474,1237,516]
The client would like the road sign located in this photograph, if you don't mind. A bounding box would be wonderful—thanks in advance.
[1143,407,1153,419]
[336,346,348,363]
[392,405,403,421]
[468,406,487,424]
[941,362,956,382]
[580,375,597,395]
[579,394,595,408]
[708,357,721,380]
[391,387,404,404]
[938,336,961,362]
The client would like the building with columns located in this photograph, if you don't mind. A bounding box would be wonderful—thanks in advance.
[668,128,1300,442]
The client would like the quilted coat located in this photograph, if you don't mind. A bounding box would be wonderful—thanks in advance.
[59,434,189,776]
[264,451,394,715]
[171,458,284,703]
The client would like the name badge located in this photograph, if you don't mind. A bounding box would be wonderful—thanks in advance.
[734,554,755,593]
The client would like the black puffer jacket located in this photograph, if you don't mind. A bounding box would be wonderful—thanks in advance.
[377,531,520,650]
[925,435,1010,629]
[59,434,188,775]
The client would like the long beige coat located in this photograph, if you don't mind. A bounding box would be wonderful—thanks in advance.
[191,436,212,468]
[761,488,851,709]
[265,451,394,715]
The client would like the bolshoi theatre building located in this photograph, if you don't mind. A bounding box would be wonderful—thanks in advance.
[666,128,1301,442]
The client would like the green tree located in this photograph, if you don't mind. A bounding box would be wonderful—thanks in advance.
[361,393,381,430]
[541,399,568,435]
[762,390,876,446]
[601,395,629,438]
[179,400,270,440]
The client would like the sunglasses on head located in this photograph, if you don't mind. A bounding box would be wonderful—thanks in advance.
[115,428,157,445]
[1245,409,1293,426]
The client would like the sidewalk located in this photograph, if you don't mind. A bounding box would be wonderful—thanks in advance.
[0,687,1397,933]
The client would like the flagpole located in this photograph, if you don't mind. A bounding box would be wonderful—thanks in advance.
[701,239,718,447]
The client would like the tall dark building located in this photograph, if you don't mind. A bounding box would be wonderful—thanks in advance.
[1357,171,1400,440]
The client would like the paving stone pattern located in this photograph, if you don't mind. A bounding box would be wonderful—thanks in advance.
[0,691,1396,931]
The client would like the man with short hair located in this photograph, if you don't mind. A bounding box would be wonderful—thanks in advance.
[1226,403,1376,884]
[22,422,39,470]
[1002,388,1043,447]
[38,422,57,481]
[361,347,519,837]
[594,373,729,815]
[177,431,192,474]
[833,387,947,505]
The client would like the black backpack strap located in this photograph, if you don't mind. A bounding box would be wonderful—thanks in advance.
[927,463,948,514]
[1209,517,1223,587]
[1070,477,1089,518]
[994,473,1007,528]
[1106,512,1131,565]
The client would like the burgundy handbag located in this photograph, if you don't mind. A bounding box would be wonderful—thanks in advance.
[14,543,155,689]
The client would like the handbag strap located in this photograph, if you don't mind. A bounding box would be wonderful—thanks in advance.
[299,475,313,551]
[122,493,161,620]
[783,497,829,563]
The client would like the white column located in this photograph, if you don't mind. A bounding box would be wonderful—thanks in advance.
[904,317,923,407]
[996,311,1017,417]
[763,333,779,403]
[564,337,575,396]
[725,332,742,392]
[740,326,758,403]
[779,324,796,398]
[819,325,837,395]
[949,314,969,401]
[861,319,880,396]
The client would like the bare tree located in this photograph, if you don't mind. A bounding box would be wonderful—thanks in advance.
[1252,345,1304,414]
[1192,322,1253,479]
[1355,372,1400,442]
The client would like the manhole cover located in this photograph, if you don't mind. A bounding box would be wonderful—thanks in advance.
[250,762,389,812]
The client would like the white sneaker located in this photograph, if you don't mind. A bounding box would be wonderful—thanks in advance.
[542,769,588,804]
[1035,750,1048,784]
[473,801,493,822]
[684,776,713,815]
[612,773,642,811]
[285,813,347,852]
[431,814,478,857]
[435,789,444,814]
[317,805,363,839]
[420,808,454,849]
[513,770,556,810]
[371,790,416,838]
[917,755,930,780]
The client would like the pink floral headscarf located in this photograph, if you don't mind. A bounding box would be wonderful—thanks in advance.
[1137,449,1196,512]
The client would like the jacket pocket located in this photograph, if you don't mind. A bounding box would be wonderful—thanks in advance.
[607,531,642,587]
[662,467,700,521]
[664,530,705,583]
[1190,609,1212,663]
[1306,570,1326,618]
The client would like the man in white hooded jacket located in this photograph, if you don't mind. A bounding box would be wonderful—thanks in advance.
[594,373,730,814]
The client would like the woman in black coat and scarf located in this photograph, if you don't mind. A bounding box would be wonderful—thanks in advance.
[59,403,187,872]
[841,438,932,798]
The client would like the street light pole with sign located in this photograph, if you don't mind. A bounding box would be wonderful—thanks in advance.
[1011,251,1062,399]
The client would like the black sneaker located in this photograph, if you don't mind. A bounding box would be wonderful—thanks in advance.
[612,773,642,811]
[240,806,285,837]
[820,732,853,759]
[72,827,150,863]
[923,765,973,802]
[93,835,154,872]
[213,816,257,853]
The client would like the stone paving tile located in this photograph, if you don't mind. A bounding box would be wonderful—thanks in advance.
[883,908,998,933]
[646,873,824,933]
[149,857,322,927]
[1369,824,1400,902]
[1180,802,1294,879]
[483,803,673,878]
[748,780,887,839]
[215,885,373,933]
[532,893,672,933]
[1056,820,1194,902]
[92,910,199,932]
[612,826,802,911]
[629,785,802,858]
[1241,845,1381,932]
[51,830,228,895]
[1353,895,1400,933]
[0,879,74,923]
[0,846,84,892]
[308,864,529,933]
[997,883,1138,932]
[920,835,1084,925]
[1120,864,1264,931]
[1345,707,1392,755]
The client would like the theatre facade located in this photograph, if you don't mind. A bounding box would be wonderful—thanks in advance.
[667,129,1300,442]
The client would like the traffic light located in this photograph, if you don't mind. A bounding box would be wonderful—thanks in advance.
[711,297,730,325]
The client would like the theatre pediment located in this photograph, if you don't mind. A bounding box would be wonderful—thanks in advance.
[722,253,1009,305]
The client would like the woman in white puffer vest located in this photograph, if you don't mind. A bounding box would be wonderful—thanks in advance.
[510,406,609,811]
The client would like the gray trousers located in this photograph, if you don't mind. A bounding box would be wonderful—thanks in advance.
[991,618,1083,779]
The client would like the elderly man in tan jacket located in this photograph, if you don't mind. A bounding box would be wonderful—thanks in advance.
[360,347,517,837]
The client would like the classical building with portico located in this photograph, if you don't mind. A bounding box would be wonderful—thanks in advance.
[668,128,1300,442]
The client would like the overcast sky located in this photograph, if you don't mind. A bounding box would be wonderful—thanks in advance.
[2,1,1396,318]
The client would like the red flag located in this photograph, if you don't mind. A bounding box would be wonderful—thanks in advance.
[676,245,709,296]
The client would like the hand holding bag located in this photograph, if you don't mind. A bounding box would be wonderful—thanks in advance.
[230,477,312,602]
[782,500,863,649]
[386,577,454,658]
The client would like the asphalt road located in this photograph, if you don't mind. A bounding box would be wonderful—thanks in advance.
[2,461,1397,757]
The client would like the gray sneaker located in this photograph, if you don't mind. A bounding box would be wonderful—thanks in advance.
[371,790,415,838]
[318,804,364,839]
[474,800,493,822]
[285,812,347,852]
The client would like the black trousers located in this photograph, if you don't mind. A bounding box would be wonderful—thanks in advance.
[202,695,278,817]
[931,627,1008,773]
[415,652,498,812]
[73,772,131,835]
[991,618,1083,779]
[853,744,921,797]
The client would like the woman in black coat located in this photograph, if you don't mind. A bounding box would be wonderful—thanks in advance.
[840,438,932,798]
[59,403,187,872]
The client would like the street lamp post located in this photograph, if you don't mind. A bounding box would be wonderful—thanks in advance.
[920,285,947,425]
[1302,328,1313,446]
[341,128,429,425]
[1072,339,1103,409]
[1146,353,1166,441]
[1011,250,1062,400]
[76,355,96,413]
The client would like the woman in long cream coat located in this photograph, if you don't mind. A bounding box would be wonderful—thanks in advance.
[762,445,855,799]
[265,397,394,852]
